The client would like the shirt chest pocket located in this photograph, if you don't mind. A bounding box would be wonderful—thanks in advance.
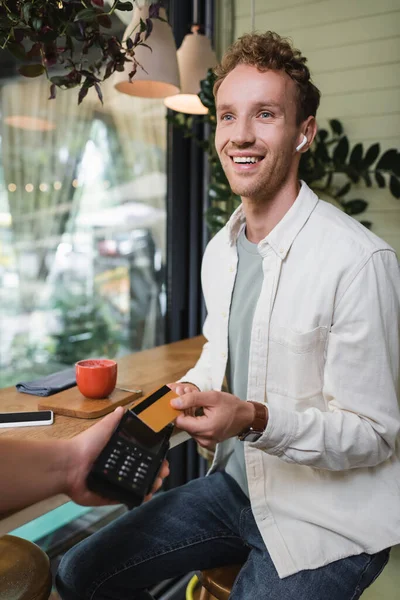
[267,325,328,401]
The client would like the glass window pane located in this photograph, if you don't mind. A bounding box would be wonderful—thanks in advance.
[0,79,167,388]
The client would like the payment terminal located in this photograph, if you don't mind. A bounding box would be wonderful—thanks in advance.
[87,409,173,508]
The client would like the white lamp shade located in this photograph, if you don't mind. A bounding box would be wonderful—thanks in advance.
[113,6,180,99]
[164,31,217,115]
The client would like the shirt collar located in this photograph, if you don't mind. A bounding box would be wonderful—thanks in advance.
[226,181,319,259]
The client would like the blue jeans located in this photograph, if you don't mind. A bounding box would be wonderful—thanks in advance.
[56,472,390,600]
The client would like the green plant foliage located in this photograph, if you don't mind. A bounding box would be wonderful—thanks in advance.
[299,120,400,227]
[168,69,400,235]
[0,0,164,103]
[49,292,122,365]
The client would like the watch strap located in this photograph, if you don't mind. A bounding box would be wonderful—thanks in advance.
[238,401,268,440]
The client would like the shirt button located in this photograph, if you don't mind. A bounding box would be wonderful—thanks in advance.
[229,265,235,272]
[279,248,284,254]
[221,352,226,359]
[222,312,227,318]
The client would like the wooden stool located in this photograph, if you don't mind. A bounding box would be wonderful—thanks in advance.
[0,534,52,600]
[198,564,242,600]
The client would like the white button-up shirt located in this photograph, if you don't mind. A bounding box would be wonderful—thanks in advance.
[181,182,400,578]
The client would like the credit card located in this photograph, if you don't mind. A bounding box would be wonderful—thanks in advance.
[130,385,181,432]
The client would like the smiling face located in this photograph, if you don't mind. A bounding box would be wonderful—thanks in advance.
[215,64,306,203]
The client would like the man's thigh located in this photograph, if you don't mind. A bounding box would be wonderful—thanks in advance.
[56,472,250,600]
[231,508,390,600]
[232,549,390,600]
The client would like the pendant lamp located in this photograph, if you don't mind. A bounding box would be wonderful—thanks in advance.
[164,23,217,115]
[4,115,55,131]
[113,3,180,99]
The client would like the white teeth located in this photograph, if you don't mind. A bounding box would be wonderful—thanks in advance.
[232,156,261,163]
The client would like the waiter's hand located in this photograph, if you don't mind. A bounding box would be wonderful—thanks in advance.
[144,459,170,502]
[65,407,169,506]
[170,390,256,449]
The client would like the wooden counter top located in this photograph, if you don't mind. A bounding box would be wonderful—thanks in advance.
[0,336,204,534]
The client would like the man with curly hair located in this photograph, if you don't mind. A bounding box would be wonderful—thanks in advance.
[57,32,400,600]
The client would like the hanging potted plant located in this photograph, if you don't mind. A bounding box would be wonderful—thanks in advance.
[0,0,165,103]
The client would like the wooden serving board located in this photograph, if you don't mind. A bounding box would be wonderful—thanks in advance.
[38,387,142,419]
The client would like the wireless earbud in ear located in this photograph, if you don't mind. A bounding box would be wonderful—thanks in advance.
[296,134,308,152]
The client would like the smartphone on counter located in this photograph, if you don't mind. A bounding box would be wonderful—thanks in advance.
[0,410,54,428]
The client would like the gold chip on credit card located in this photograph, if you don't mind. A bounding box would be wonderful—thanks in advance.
[130,385,181,432]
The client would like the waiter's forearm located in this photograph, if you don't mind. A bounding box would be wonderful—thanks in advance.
[0,438,68,512]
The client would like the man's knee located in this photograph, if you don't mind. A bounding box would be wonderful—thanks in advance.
[56,543,92,600]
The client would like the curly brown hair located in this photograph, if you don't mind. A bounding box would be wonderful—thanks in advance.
[214,31,321,124]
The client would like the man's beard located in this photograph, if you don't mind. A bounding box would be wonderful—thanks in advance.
[224,150,292,204]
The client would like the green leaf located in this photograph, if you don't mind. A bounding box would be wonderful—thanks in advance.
[199,70,216,104]
[344,165,360,184]
[298,152,314,180]
[18,64,46,78]
[32,17,42,31]
[200,77,212,96]
[7,41,27,60]
[26,42,42,59]
[376,149,397,171]
[213,162,228,184]
[335,182,351,198]
[314,141,330,164]
[349,143,363,169]
[66,21,86,41]
[207,206,229,218]
[375,172,386,188]
[50,75,69,87]
[362,171,372,187]
[166,113,182,126]
[78,84,91,105]
[198,140,210,152]
[198,91,214,109]
[128,63,137,80]
[12,28,25,44]
[362,143,380,169]
[318,129,328,141]
[50,73,81,89]
[115,1,134,10]
[74,8,97,21]
[209,182,232,201]
[65,34,74,54]
[97,13,112,28]
[392,153,400,177]
[360,221,372,230]
[389,175,400,199]
[342,199,368,215]
[333,136,349,165]
[22,4,32,22]
[175,113,188,127]
[94,82,103,104]
[145,17,153,39]
[48,83,56,100]
[329,119,343,136]
[206,216,226,234]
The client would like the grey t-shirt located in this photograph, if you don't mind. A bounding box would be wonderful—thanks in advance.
[225,228,264,496]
